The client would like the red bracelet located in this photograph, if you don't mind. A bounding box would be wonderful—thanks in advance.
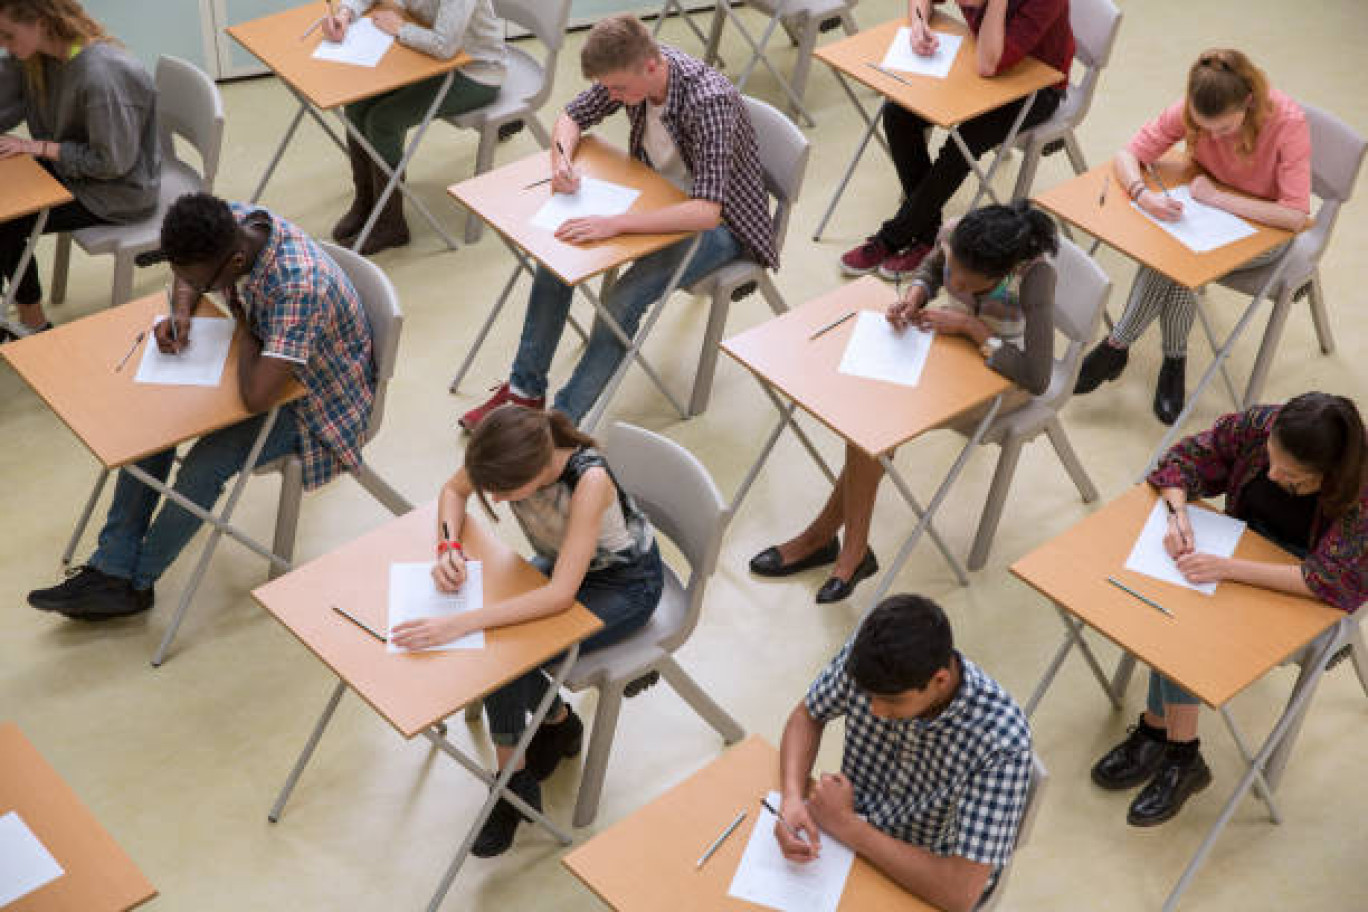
[436,540,463,556]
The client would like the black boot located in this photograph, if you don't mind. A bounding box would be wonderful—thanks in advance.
[1127,740,1211,826]
[358,166,410,256]
[524,707,583,781]
[471,769,542,857]
[1153,356,1186,425]
[331,133,375,245]
[1074,342,1129,394]
[1091,716,1168,790]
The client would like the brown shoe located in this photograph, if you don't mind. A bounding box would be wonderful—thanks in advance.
[332,133,375,245]
[358,166,410,256]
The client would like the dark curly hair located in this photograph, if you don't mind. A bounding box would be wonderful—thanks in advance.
[845,594,954,695]
[160,193,239,268]
[949,200,1059,279]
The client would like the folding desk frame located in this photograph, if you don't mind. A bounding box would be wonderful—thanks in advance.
[706,1,818,127]
[0,208,49,339]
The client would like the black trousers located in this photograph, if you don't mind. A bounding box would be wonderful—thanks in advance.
[0,195,106,307]
[875,87,1062,252]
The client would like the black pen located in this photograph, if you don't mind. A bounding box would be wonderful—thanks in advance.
[761,798,803,841]
[555,139,577,183]
[1098,174,1109,208]
[332,604,387,642]
[1162,498,1192,551]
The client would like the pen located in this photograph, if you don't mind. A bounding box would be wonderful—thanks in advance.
[555,139,577,182]
[761,798,804,842]
[299,15,325,41]
[696,810,746,870]
[1146,163,1172,200]
[165,285,179,348]
[331,604,388,642]
[1107,576,1174,618]
[810,310,855,341]
[1098,174,1109,208]
[1162,498,1191,550]
[521,176,553,190]
[867,63,917,89]
[115,331,145,373]
[915,5,926,25]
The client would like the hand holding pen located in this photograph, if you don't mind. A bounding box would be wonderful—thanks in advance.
[1138,163,1184,221]
[771,793,821,863]
[887,281,928,332]
[1161,495,1195,558]
[908,4,939,56]
[319,0,349,42]
[551,139,581,195]
[154,284,192,355]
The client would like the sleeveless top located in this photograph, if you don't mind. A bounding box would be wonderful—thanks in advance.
[508,447,655,573]
[939,257,1038,343]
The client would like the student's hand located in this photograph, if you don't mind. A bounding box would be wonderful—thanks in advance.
[551,154,581,195]
[432,550,467,592]
[321,7,351,41]
[391,614,475,651]
[0,134,36,159]
[912,306,970,336]
[909,19,939,56]
[1174,552,1231,585]
[887,284,928,331]
[807,773,859,843]
[776,792,822,863]
[555,215,619,245]
[1163,508,1195,559]
[1188,175,1224,208]
[153,313,192,354]
[1138,189,1184,222]
[372,9,403,35]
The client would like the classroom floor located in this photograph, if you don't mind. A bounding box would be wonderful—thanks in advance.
[3,0,1366,908]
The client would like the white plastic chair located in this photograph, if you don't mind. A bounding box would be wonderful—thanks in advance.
[1216,102,1367,407]
[445,0,569,244]
[51,56,223,310]
[685,95,809,416]
[974,753,1047,912]
[260,242,413,578]
[561,422,745,827]
[1007,0,1122,201]
[954,237,1112,571]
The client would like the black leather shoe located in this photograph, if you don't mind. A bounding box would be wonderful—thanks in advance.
[1091,720,1168,790]
[1153,356,1186,425]
[816,551,879,604]
[28,566,149,620]
[749,538,840,577]
[524,707,583,781]
[1074,342,1129,394]
[1127,744,1211,827]
[471,769,542,857]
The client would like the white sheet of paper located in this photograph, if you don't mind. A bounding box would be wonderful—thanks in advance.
[1124,500,1247,595]
[1131,184,1257,253]
[879,27,963,80]
[837,310,934,388]
[134,316,234,387]
[727,792,855,912]
[0,811,64,906]
[387,561,485,653]
[530,177,641,231]
[312,17,395,68]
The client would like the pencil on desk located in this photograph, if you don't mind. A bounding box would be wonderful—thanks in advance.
[115,331,145,373]
[332,604,388,642]
[696,810,746,870]
[867,63,916,89]
[1107,576,1173,618]
[810,310,855,341]
[299,15,325,40]
[522,176,553,190]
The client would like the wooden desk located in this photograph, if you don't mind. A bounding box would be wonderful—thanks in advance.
[0,156,74,337]
[229,2,472,250]
[564,735,925,912]
[446,136,702,429]
[255,502,601,910]
[0,723,156,912]
[2,294,306,666]
[813,14,1064,239]
[1012,484,1347,912]
[722,276,1012,600]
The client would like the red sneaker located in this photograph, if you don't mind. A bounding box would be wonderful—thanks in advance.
[878,243,932,281]
[459,383,545,432]
[839,237,892,276]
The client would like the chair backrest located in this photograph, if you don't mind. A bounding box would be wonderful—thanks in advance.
[496,0,569,51]
[1296,102,1367,267]
[1057,0,1122,127]
[154,56,224,190]
[974,754,1048,912]
[742,95,810,256]
[1039,236,1111,410]
[318,242,403,443]
[599,422,727,648]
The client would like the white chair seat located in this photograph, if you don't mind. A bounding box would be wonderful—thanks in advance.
[562,568,687,691]
[745,0,849,18]
[70,160,202,257]
[685,257,761,295]
[1217,235,1315,298]
[445,47,542,128]
[1012,84,1085,147]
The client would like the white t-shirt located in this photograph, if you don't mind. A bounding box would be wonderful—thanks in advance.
[643,100,692,194]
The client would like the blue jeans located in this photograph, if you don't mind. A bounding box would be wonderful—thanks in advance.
[509,224,744,424]
[1147,670,1201,716]
[90,407,300,590]
[484,542,664,747]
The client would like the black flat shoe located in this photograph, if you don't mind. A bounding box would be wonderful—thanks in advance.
[816,550,879,604]
[1127,744,1211,827]
[1074,342,1129,394]
[471,769,542,858]
[749,538,840,577]
[1091,719,1168,790]
[1153,356,1186,425]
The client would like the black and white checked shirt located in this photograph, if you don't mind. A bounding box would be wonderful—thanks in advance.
[564,46,778,270]
[805,645,1033,876]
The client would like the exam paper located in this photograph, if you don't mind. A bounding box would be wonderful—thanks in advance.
[880,27,963,80]
[312,17,395,68]
[1124,500,1246,595]
[387,561,485,653]
[135,316,234,387]
[0,811,64,906]
[837,310,934,388]
[530,177,641,231]
[1131,185,1256,253]
[727,791,855,912]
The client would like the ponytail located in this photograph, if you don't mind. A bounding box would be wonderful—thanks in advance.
[1184,49,1270,158]
[464,406,596,519]
[949,200,1058,279]
[1273,392,1366,521]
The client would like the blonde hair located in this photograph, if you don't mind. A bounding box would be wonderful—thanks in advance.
[580,14,659,79]
[1183,49,1270,159]
[0,0,114,98]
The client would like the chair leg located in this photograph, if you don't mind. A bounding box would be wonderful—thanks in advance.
[1350,621,1368,700]
[51,233,72,305]
[1044,417,1098,502]
[1263,633,1338,792]
[572,683,626,828]
[463,126,500,245]
[525,114,551,149]
[1307,271,1334,355]
[352,463,414,516]
[1063,132,1088,175]
[1243,289,1293,409]
[270,459,304,581]
[659,656,744,744]
[967,436,1024,573]
[757,273,788,315]
[840,8,858,34]
[703,2,727,66]
[785,18,819,123]
[688,289,731,417]
[1010,142,1042,202]
[109,249,135,310]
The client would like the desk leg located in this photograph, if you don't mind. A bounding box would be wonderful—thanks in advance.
[948,90,1037,212]
[1193,294,1241,408]
[1,207,49,337]
[581,234,704,433]
[727,380,839,519]
[1217,707,1281,822]
[449,252,534,393]
[728,3,815,127]
[814,96,887,243]
[1025,607,1124,717]
[60,467,111,569]
[653,0,719,60]
[269,679,348,823]
[423,645,580,912]
[251,102,310,204]
[145,406,288,667]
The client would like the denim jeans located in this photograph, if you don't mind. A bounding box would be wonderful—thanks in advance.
[484,542,664,747]
[509,224,743,424]
[1147,670,1201,716]
[90,407,300,590]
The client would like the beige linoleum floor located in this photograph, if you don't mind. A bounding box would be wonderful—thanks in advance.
[3,1,1366,909]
